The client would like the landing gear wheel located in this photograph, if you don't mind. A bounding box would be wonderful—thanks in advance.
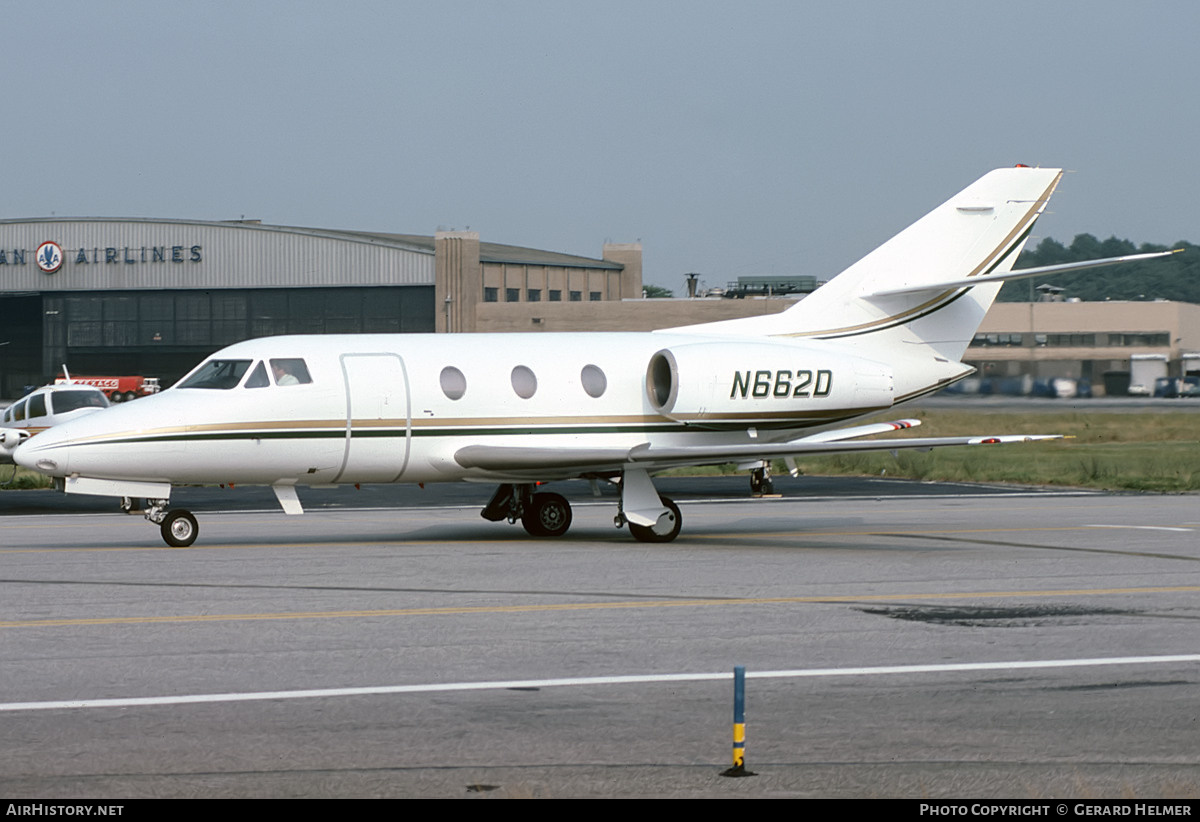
[161,509,198,548]
[629,496,681,543]
[522,492,572,537]
[750,466,774,495]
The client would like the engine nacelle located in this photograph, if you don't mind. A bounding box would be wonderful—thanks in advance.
[646,341,893,428]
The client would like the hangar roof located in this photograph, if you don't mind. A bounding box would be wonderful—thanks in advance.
[330,229,623,270]
[0,217,623,271]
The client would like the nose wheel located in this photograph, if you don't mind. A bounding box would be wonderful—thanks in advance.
[160,509,199,547]
[139,499,199,547]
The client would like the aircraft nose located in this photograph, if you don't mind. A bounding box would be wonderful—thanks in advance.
[13,436,69,476]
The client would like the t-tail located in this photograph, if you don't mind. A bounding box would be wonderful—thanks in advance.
[668,165,1178,401]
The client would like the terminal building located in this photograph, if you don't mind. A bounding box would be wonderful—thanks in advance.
[966,300,1200,395]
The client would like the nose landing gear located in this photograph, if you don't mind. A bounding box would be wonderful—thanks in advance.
[160,509,199,548]
[126,497,200,548]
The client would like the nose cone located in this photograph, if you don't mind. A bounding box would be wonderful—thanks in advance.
[14,426,70,476]
[14,390,199,483]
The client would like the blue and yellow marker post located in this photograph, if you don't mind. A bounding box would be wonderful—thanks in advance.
[721,665,756,777]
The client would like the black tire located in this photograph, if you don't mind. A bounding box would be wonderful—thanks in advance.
[522,492,572,537]
[750,468,773,494]
[161,509,198,547]
[629,496,682,543]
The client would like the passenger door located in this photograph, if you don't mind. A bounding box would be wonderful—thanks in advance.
[335,353,411,483]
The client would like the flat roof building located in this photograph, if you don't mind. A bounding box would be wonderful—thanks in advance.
[966,300,1200,393]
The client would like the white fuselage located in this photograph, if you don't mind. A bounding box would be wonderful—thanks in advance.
[15,331,898,488]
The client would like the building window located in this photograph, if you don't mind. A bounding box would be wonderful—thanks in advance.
[569,291,582,302]
[549,290,562,302]
[972,333,1023,347]
[506,288,520,302]
[1044,334,1096,347]
[1106,332,1170,347]
[527,289,541,302]
[589,291,602,301]
[484,287,498,303]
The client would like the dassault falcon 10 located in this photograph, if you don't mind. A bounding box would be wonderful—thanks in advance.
[13,166,1177,546]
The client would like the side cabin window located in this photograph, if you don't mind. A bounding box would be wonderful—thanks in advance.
[28,394,47,418]
[12,399,27,421]
[270,358,312,386]
[177,359,253,390]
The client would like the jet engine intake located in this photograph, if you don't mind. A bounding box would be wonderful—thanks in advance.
[646,341,893,428]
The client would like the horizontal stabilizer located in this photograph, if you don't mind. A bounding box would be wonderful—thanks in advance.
[865,249,1182,298]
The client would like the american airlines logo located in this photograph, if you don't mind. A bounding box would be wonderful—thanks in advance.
[35,241,63,274]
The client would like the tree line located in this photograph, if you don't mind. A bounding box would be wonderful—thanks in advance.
[1002,234,1199,303]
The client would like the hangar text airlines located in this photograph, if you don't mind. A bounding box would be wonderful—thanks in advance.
[13,166,1176,546]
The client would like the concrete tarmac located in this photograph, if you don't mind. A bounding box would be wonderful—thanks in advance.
[1,478,1199,798]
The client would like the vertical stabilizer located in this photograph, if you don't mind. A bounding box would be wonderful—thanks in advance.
[666,166,1062,399]
[671,167,1063,348]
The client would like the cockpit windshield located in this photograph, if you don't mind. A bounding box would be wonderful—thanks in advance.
[177,359,253,390]
[49,390,110,414]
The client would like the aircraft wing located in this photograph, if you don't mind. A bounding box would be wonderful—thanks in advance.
[453,429,1061,477]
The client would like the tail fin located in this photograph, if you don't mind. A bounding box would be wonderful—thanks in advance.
[668,166,1063,366]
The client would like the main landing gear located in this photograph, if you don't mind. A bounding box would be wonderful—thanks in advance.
[625,496,681,543]
[122,497,200,548]
[480,469,683,543]
[481,484,573,537]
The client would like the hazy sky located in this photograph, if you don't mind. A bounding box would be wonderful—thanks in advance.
[5,1,1198,291]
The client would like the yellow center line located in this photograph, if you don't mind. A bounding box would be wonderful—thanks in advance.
[3,584,1199,630]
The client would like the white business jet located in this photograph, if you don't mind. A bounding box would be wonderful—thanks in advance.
[13,166,1176,546]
